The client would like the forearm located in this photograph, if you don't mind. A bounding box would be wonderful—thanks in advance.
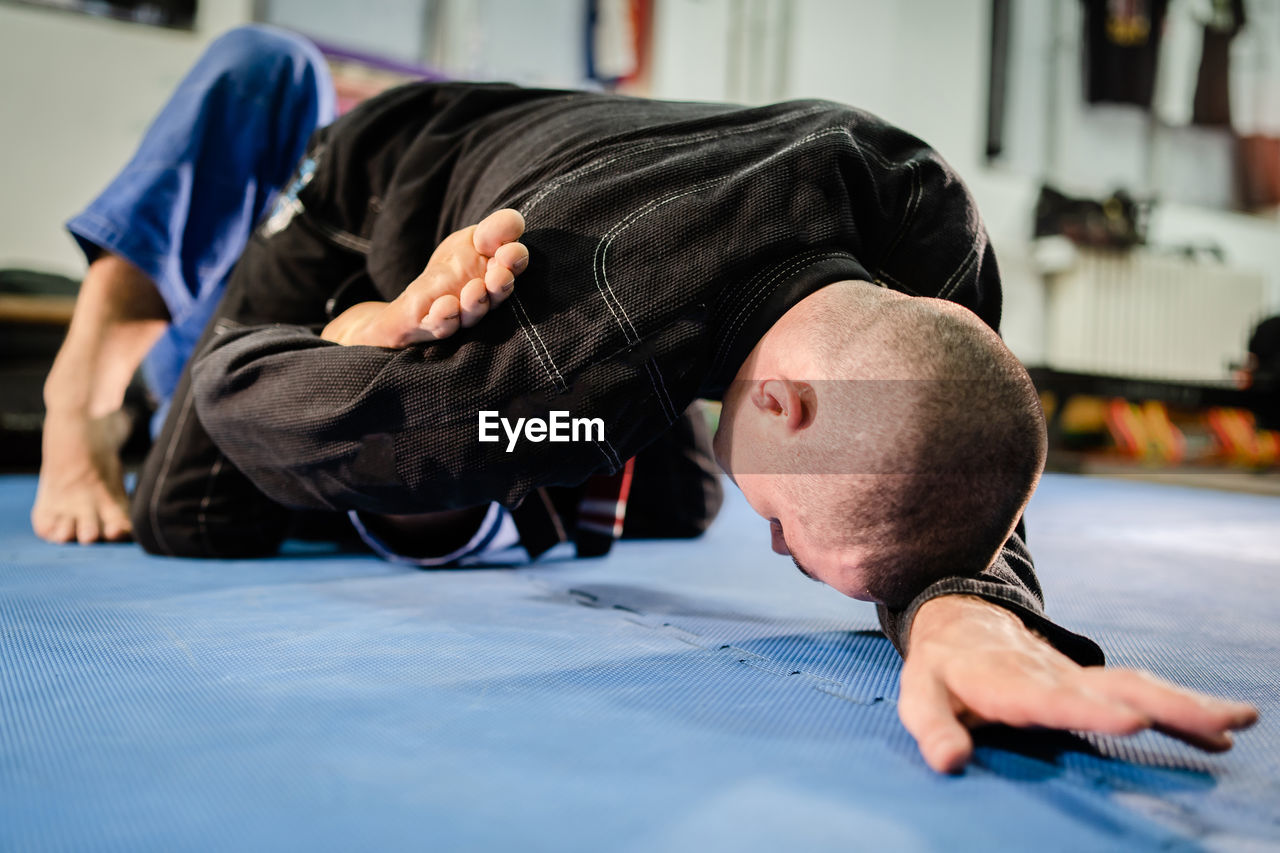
[190,321,403,511]
[45,253,169,416]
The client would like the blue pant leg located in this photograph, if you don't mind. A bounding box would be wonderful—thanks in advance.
[66,25,335,419]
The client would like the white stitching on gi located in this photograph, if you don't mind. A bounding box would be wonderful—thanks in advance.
[520,105,832,219]
[509,294,621,469]
[713,248,845,368]
[643,360,678,424]
[712,250,824,367]
[719,252,853,369]
[509,294,565,389]
[598,128,854,416]
[594,172,726,344]
[938,243,980,299]
[876,161,921,270]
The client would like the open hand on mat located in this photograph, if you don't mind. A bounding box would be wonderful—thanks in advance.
[899,594,1260,773]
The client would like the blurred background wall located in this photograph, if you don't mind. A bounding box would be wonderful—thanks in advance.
[2,0,1278,366]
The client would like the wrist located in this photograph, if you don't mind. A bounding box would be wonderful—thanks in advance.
[909,593,1020,645]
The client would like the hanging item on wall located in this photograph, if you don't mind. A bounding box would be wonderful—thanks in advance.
[10,0,195,29]
[986,0,1012,159]
[586,0,651,90]
[1193,0,1247,126]
[1231,0,1280,135]
[1154,0,1205,124]
[1155,0,1247,127]
[1231,0,1280,208]
[1081,0,1170,107]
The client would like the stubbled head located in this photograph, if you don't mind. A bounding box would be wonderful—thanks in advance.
[714,281,1046,609]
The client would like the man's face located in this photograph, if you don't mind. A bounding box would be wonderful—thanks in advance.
[712,380,880,603]
[712,463,880,604]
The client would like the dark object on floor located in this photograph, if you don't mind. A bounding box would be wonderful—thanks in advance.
[1245,315,1280,430]
[1033,185,1150,249]
[0,269,152,472]
[1029,366,1274,467]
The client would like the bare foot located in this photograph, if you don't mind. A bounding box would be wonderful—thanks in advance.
[31,408,133,544]
[322,208,529,347]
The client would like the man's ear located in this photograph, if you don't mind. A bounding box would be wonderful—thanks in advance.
[750,378,813,431]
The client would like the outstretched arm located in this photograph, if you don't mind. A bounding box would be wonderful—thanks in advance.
[854,126,1260,771]
[898,594,1259,773]
[876,524,1258,772]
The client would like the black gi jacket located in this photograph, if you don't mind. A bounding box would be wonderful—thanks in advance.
[192,83,1102,664]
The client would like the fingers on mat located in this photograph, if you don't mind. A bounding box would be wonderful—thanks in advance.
[956,671,1149,735]
[898,674,974,773]
[1087,668,1258,742]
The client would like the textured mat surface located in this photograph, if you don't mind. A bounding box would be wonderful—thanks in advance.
[1,473,1277,851]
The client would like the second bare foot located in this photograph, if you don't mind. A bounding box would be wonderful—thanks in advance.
[322,209,528,348]
[31,408,133,544]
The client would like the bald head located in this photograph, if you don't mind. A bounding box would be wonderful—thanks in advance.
[716,281,1046,608]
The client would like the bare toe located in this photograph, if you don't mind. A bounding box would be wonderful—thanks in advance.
[484,258,517,304]
[472,209,526,257]
[420,294,462,340]
[459,278,490,328]
[102,519,132,542]
[494,241,529,275]
[76,511,101,545]
[48,515,74,544]
[101,503,132,541]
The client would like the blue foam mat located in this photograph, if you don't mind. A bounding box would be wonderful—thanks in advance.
[1,473,1277,851]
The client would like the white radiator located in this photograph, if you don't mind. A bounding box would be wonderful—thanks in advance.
[1042,248,1268,382]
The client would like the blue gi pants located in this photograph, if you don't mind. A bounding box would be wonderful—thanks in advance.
[65,25,334,429]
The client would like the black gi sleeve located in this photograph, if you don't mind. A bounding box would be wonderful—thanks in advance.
[875,520,1105,666]
[190,305,708,519]
[191,321,419,514]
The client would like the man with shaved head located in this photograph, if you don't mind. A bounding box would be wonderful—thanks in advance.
[34,26,1257,773]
